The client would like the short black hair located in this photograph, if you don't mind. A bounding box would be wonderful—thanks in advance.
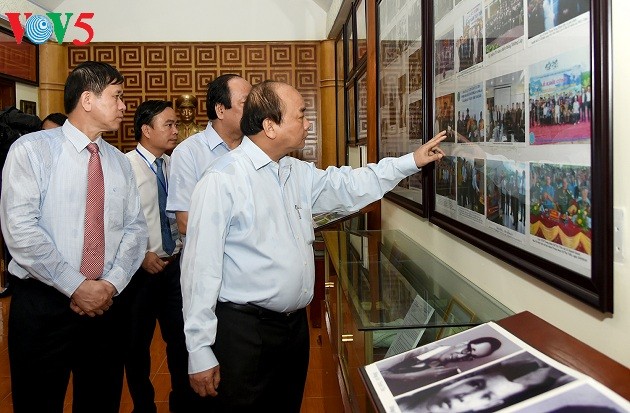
[467,337,502,356]
[206,74,242,120]
[134,100,173,141]
[240,80,284,136]
[64,61,124,114]
[41,112,68,128]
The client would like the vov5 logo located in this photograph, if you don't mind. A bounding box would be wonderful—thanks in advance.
[5,12,95,45]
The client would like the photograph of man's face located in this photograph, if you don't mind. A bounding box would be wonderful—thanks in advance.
[396,351,576,413]
[425,373,523,412]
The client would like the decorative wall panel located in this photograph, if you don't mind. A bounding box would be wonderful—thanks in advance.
[69,42,320,161]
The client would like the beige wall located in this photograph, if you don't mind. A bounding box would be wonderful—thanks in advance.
[55,0,327,42]
[382,0,630,368]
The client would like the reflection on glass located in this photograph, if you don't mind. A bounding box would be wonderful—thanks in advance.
[356,0,367,61]
[347,84,356,144]
[336,35,346,165]
[378,0,424,206]
[346,13,354,74]
[358,72,368,142]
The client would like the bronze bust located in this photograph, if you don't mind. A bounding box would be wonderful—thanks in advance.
[175,94,201,143]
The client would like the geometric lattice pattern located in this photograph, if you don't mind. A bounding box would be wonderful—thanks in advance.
[68,42,320,163]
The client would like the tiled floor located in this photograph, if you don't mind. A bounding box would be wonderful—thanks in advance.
[0,294,344,412]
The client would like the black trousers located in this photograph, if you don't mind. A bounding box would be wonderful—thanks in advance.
[209,302,310,412]
[122,259,209,413]
[9,278,126,413]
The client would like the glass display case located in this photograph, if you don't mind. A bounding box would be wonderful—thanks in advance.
[322,229,513,412]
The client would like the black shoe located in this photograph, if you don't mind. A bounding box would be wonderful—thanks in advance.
[0,284,12,298]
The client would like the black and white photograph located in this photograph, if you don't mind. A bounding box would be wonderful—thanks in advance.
[513,382,630,413]
[395,351,577,413]
[373,324,523,398]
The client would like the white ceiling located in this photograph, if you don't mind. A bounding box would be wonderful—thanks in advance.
[28,0,333,12]
[26,0,64,11]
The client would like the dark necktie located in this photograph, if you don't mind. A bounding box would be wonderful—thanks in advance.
[80,143,105,280]
[155,158,175,255]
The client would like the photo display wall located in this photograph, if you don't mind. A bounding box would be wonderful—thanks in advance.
[428,0,612,311]
[378,0,426,214]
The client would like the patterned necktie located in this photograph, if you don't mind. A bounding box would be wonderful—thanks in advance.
[80,143,105,280]
[155,158,175,255]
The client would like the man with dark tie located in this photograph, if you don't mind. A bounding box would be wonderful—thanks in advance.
[125,100,207,412]
[0,61,147,413]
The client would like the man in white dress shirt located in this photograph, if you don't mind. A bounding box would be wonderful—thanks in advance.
[124,100,208,412]
[181,80,446,411]
[166,74,252,236]
[0,61,147,413]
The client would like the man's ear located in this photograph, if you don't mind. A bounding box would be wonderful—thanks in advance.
[215,103,225,120]
[80,91,92,112]
[141,123,151,139]
[262,118,276,140]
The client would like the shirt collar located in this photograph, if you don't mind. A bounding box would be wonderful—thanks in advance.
[241,136,274,170]
[62,120,104,153]
[203,122,229,151]
[135,143,158,164]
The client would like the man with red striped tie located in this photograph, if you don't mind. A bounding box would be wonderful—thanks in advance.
[0,61,147,413]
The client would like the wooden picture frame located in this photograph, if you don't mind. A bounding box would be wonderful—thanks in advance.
[428,0,612,312]
[436,297,476,340]
[19,100,36,116]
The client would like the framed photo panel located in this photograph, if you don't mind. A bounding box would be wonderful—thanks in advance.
[428,0,612,312]
[377,0,427,216]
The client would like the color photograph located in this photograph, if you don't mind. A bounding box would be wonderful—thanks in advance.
[455,82,484,143]
[434,29,455,83]
[455,1,484,73]
[485,0,524,55]
[528,0,590,39]
[528,48,591,145]
[529,163,592,255]
[485,70,526,143]
[486,160,527,233]
[435,93,456,142]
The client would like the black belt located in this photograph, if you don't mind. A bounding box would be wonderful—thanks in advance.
[161,252,180,265]
[217,301,301,321]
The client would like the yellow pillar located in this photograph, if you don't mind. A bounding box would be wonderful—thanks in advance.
[319,40,337,169]
[38,42,67,118]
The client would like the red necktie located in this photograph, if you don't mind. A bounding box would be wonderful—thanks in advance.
[79,143,105,280]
